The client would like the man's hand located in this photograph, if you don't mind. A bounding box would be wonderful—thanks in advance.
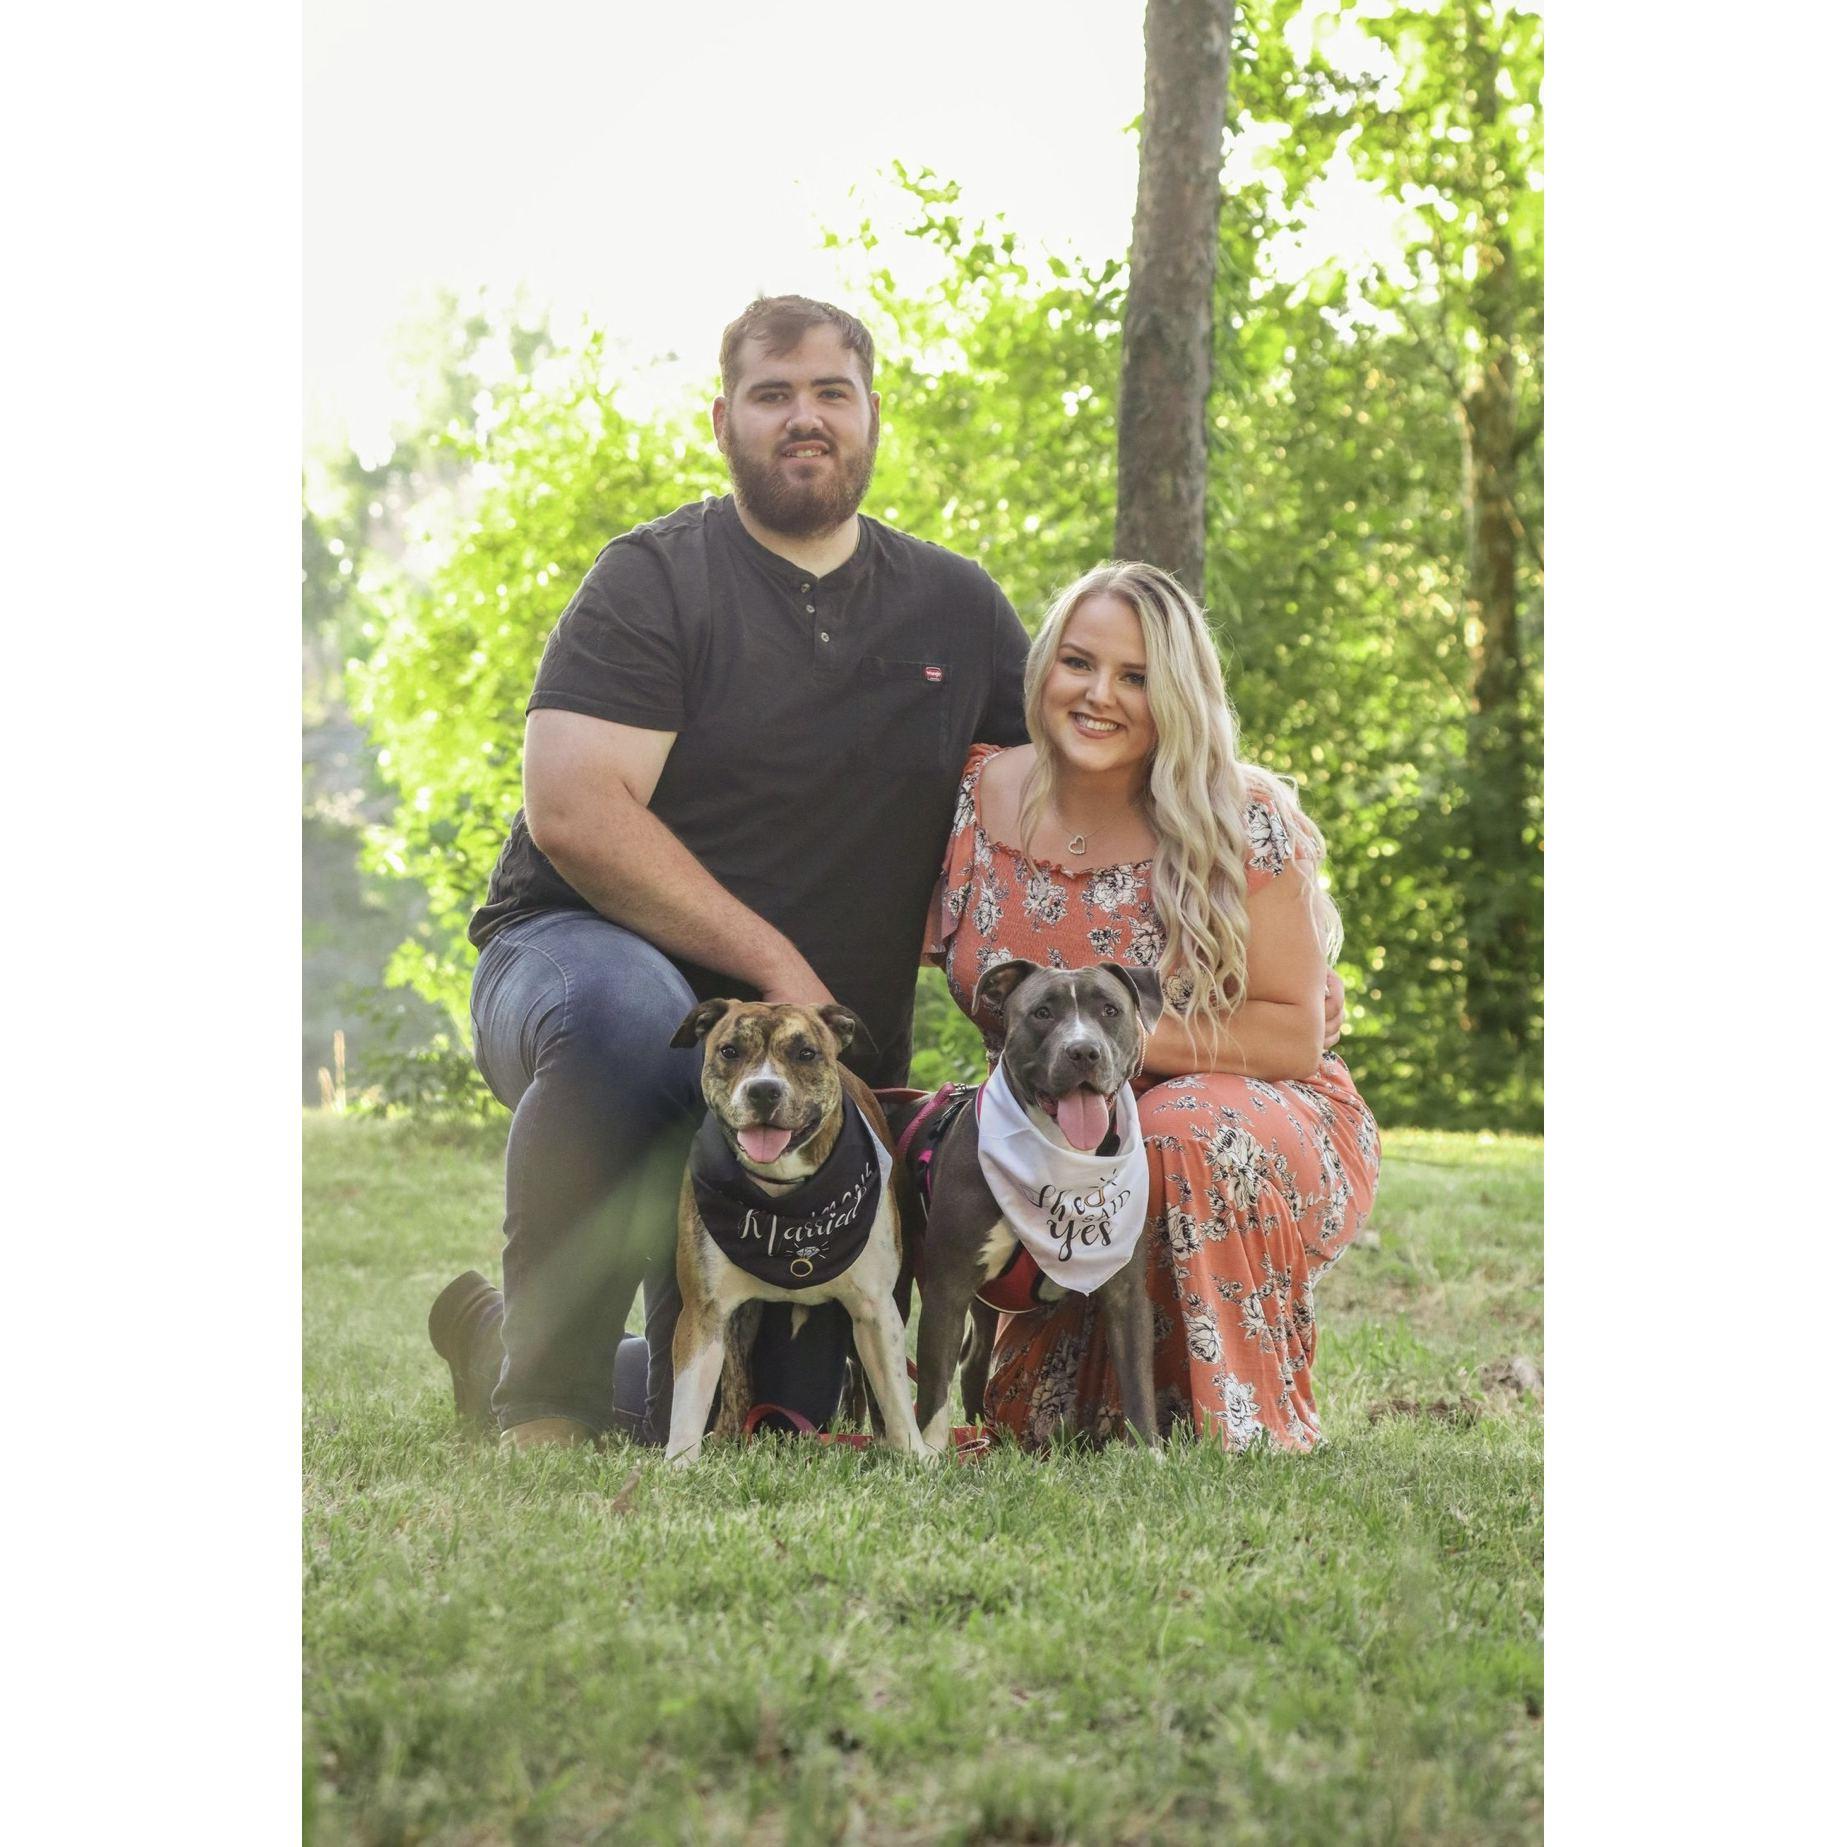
[757,953,836,1009]
[1321,969,1346,1050]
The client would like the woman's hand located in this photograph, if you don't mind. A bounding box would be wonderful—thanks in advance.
[1322,969,1346,1049]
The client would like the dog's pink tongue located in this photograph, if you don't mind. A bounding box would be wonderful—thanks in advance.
[1055,1089,1111,1152]
[738,1126,794,1164]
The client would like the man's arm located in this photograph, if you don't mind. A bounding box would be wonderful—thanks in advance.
[523,709,833,1005]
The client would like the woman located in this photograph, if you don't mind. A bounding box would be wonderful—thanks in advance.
[928,561,1379,1451]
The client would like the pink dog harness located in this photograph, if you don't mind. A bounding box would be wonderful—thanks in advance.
[888,1082,1059,1313]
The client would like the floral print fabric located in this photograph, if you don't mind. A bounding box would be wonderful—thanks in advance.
[931,745,1381,1451]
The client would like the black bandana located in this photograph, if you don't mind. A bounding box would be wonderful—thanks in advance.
[690,1102,888,1287]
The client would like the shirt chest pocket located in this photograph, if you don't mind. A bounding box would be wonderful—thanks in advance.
[853,657,953,777]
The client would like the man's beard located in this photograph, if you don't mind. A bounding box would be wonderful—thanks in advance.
[721,419,879,539]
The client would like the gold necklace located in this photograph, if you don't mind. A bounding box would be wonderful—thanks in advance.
[1048,789,1149,860]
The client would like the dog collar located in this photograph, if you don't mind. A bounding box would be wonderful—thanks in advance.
[691,1102,890,1288]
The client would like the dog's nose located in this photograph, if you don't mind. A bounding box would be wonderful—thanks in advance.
[1064,1040,1102,1070]
[744,1079,785,1113]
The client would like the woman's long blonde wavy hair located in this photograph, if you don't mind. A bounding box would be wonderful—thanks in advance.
[1018,560,1341,1021]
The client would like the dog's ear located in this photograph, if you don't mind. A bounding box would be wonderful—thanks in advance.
[973,958,1040,1024]
[1100,962,1165,1032]
[817,1004,873,1058]
[669,998,734,1048]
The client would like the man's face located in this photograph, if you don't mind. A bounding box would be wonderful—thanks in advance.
[713,328,880,537]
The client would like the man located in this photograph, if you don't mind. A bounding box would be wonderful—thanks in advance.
[429,296,1033,1448]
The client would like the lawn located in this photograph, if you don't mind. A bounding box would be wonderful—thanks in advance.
[304,1115,1542,1845]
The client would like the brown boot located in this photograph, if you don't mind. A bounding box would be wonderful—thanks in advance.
[497,1416,599,1452]
[428,1271,504,1426]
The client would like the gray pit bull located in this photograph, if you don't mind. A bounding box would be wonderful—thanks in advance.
[905,959,1166,1452]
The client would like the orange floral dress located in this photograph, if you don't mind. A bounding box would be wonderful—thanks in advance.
[930,744,1380,1451]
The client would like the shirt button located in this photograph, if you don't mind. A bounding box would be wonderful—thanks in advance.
[805,603,816,614]
[799,581,811,592]
[819,630,831,643]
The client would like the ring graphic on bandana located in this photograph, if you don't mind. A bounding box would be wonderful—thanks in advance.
[789,1256,815,1278]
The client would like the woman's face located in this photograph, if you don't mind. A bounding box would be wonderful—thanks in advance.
[1039,593,1157,775]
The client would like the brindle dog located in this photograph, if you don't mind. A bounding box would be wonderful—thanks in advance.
[665,998,931,1465]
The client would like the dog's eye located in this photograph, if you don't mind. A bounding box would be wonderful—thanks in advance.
[1102,1002,1121,1018]
[1032,1005,1052,1021]
[717,1044,741,1061]
[795,1045,818,1062]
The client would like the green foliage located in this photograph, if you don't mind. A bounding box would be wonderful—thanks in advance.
[347,1021,499,1125]
[906,968,989,1093]
[1205,306,1485,1122]
[339,6,1543,1130]
[1210,0,1544,1126]
[304,288,562,723]
[351,334,725,1029]
[830,165,1126,623]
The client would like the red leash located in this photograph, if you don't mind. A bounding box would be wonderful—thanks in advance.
[743,1384,991,1462]
[741,1402,871,1448]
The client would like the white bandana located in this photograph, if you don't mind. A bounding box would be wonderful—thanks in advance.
[975,1073,1150,1295]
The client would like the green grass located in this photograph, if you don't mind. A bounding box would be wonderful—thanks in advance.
[305,1116,1542,1845]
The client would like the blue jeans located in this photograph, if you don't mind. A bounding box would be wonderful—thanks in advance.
[470,910,850,1438]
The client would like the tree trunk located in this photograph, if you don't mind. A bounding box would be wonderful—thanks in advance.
[1457,24,1538,1088]
[1115,0,1234,600]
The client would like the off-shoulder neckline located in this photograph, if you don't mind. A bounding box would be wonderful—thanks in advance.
[965,745,1156,877]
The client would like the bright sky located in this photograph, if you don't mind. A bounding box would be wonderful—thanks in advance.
[305,0,1413,462]
[306,0,1140,456]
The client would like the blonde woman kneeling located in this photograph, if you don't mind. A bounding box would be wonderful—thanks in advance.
[927,561,1379,1450]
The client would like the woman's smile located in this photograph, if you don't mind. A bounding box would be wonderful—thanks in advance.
[1042,592,1156,770]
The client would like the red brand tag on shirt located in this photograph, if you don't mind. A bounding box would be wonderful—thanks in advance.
[923,665,944,682]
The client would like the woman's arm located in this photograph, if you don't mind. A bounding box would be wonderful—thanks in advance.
[1140,862,1327,1082]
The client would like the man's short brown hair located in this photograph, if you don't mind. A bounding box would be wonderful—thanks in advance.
[718,296,876,396]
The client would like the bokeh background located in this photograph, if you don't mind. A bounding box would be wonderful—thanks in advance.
[304,0,1542,1134]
